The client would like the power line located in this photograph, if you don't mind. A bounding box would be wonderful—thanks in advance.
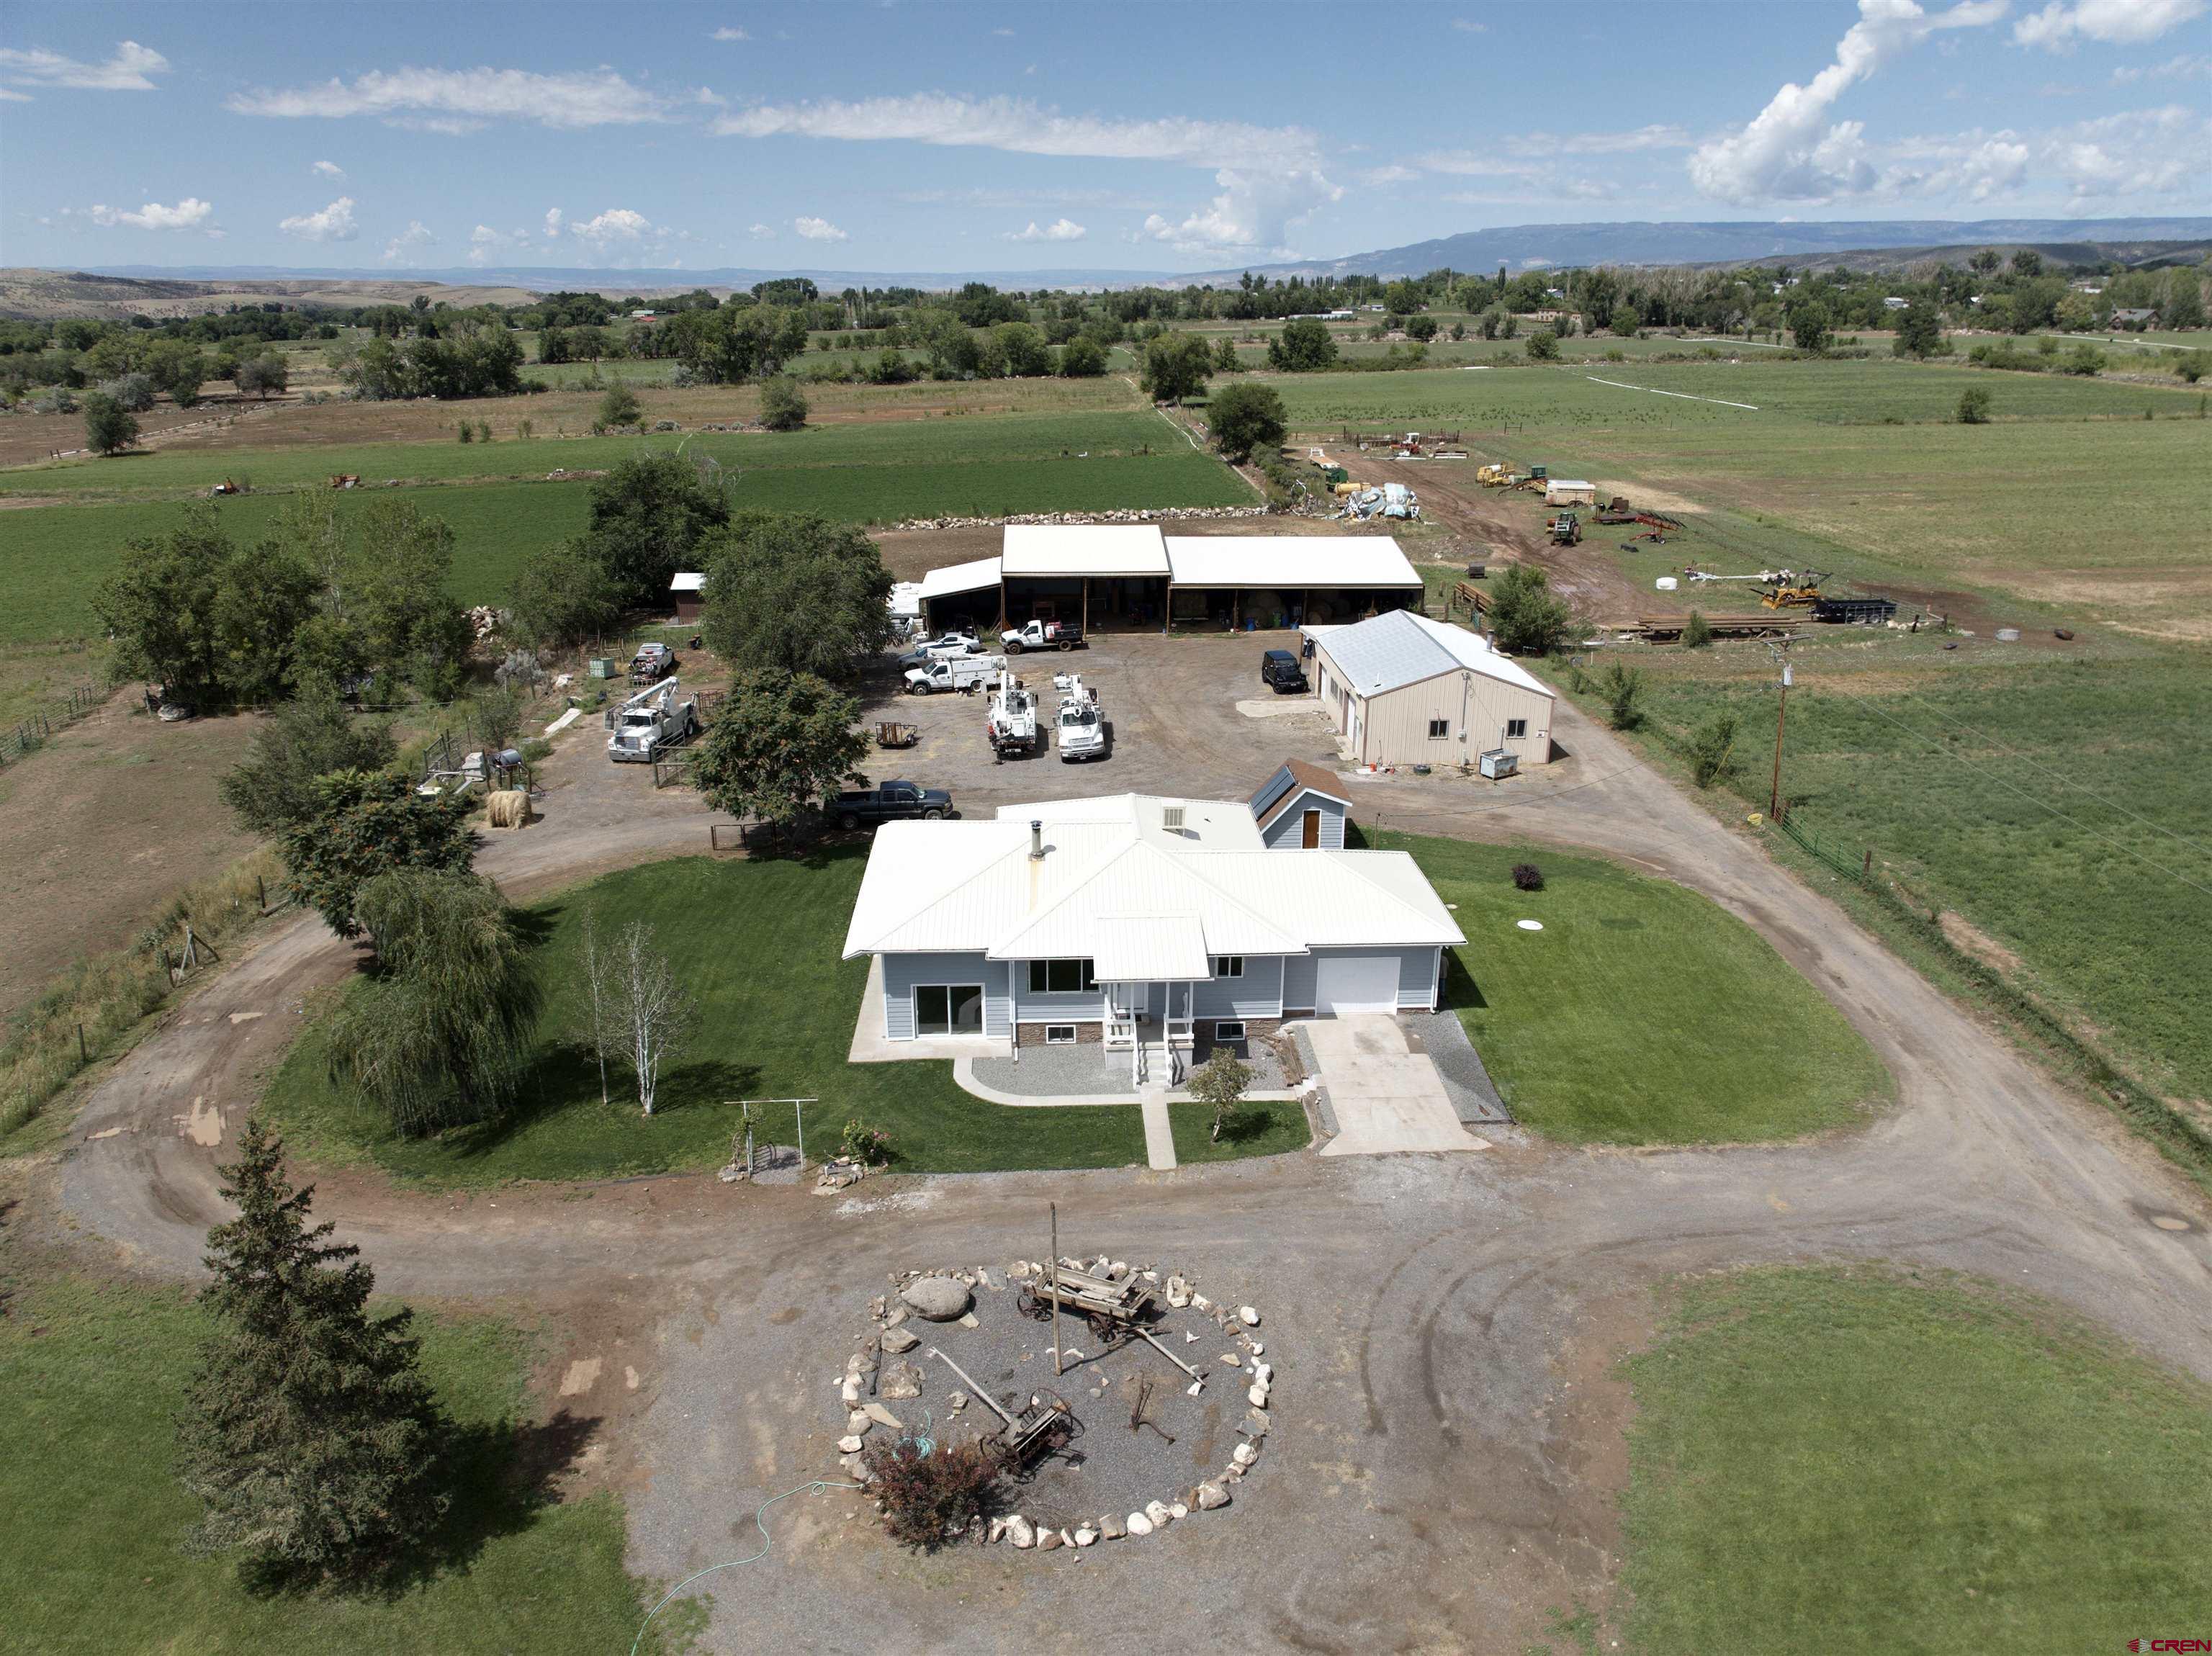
[1821,685,2212,901]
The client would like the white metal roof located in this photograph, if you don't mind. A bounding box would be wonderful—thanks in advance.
[670,572,706,593]
[917,555,1004,601]
[1002,523,1169,578]
[1161,535,1423,590]
[841,793,1464,965]
[1310,609,1556,701]
[1545,479,1596,492]
[888,581,923,618]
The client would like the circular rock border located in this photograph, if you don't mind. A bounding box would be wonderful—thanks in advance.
[832,1255,1274,1554]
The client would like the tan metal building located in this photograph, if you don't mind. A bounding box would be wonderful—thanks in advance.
[1307,609,1557,769]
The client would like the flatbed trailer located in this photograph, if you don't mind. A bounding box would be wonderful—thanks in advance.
[1634,613,1809,642]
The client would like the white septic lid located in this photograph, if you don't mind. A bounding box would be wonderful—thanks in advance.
[1516,919,1544,932]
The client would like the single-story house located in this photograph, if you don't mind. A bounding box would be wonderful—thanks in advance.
[1543,478,1597,508]
[1882,296,1911,310]
[1249,758,1352,850]
[840,788,1465,1076]
[1306,608,1557,770]
[670,572,706,624]
[2111,307,2159,328]
[913,524,1424,635]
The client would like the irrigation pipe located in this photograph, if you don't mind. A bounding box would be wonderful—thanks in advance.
[1583,375,1760,410]
[629,1479,865,1656]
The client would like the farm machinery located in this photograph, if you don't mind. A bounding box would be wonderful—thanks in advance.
[1761,568,1830,609]
[1547,511,1582,546]
[986,671,1040,757]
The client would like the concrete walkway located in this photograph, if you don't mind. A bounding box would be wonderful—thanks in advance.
[1138,1087,1177,1169]
[1305,1014,1491,1156]
[845,958,1006,1064]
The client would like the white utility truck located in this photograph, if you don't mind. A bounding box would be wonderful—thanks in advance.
[904,652,1007,695]
[986,672,1040,757]
[606,677,699,762]
[1054,675,1105,762]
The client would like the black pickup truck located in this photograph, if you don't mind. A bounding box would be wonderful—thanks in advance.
[827,780,954,831]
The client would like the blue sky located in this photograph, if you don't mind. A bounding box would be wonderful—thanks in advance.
[2,0,2206,274]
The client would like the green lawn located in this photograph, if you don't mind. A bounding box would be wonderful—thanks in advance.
[0,414,1249,644]
[263,852,1305,1185]
[1619,1266,2212,1655]
[1382,832,1889,1143]
[0,1268,672,1655]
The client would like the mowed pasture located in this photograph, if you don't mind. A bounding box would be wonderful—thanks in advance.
[0,410,1249,642]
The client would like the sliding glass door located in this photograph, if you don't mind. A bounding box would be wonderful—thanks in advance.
[914,984,984,1037]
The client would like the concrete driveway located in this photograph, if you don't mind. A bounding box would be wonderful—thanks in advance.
[1303,1014,1491,1156]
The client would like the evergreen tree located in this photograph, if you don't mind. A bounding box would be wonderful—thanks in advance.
[176,1117,448,1583]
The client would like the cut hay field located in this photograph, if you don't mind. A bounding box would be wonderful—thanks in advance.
[0,410,1249,642]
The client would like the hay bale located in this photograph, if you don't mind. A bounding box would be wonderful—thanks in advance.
[485,789,530,829]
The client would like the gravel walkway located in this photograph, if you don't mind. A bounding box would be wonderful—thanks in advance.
[972,1039,1289,1099]
[1398,1009,1514,1125]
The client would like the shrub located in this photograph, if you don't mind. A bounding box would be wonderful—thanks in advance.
[2172,352,2206,384]
[1596,659,1645,729]
[594,382,642,433]
[838,1118,891,1166]
[1688,711,1740,789]
[759,374,809,431]
[1524,330,1560,363]
[1957,386,1992,425]
[1205,381,1287,464]
[1485,562,1573,657]
[83,391,138,456]
[1681,611,1713,649]
[1511,863,1545,892]
[862,1436,1007,1549]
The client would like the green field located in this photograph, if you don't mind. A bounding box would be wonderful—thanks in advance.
[261,852,1305,1186]
[1619,1267,2212,1654]
[1382,833,1889,1143]
[0,411,1249,642]
[0,1267,670,1655]
[1568,644,2212,1110]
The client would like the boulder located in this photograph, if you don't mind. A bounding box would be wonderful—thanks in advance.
[837,1434,865,1454]
[946,1391,968,1413]
[841,1378,862,1404]
[958,1313,980,1328]
[1247,1340,1264,1356]
[1037,1527,1062,1552]
[1253,1362,1273,1386]
[863,1403,905,1429]
[901,1276,973,1321]
[1007,1515,1036,1549]
[1223,1353,1242,1367]
[1245,1410,1270,1436]
[879,1361,922,1400]
[1074,1524,1098,1547]
[1249,1383,1269,1408]
[1233,1441,1258,1467]
[1164,1274,1192,1308]
[1195,1481,1231,1511]
[1238,1305,1261,1326]
[1168,1501,1190,1521]
[1126,1511,1154,1537]
[868,1295,887,1320]
[848,1410,872,1433]
[1144,1500,1173,1529]
[1192,1294,1213,1313]
[840,1453,866,1476]
[879,1326,920,1354]
[987,1517,1009,1544]
[1101,1513,1128,1539]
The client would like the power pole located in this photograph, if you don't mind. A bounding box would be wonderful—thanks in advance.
[1768,642,1794,821]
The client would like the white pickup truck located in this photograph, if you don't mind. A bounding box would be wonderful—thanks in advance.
[904,653,1007,696]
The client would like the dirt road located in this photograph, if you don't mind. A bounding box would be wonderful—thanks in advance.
[39,636,2212,1653]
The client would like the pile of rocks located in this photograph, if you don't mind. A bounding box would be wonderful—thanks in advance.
[812,1156,871,1194]
[887,505,1273,534]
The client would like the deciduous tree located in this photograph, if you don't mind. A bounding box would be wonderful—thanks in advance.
[758,374,809,431]
[1485,564,1572,657]
[576,450,729,606]
[508,539,621,649]
[691,667,868,832]
[279,768,476,937]
[83,390,139,455]
[1205,381,1287,464]
[1140,330,1213,404]
[611,919,694,1117]
[1267,318,1337,372]
[220,689,398,837]
[699,511,896,681]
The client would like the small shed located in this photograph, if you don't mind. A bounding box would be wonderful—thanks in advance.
[1543,478,1597,508]
[670,571,706,624]
[1307,608,1556,770]
[1249,758,1352,850]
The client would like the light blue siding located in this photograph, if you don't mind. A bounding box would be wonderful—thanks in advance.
[880,952,1011,1040]
[1294,945,1442,1013]
[1259,790,1347,851]
[1012,978,1105,1024]
[1282,953,1318,1013]
[1192,955,1285,1019]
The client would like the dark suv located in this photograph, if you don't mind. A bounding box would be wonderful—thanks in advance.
[1259,648,1308,693]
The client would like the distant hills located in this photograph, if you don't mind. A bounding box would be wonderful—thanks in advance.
[10,217,2207,315]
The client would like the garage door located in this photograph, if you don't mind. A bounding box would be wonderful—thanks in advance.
[1314,953,1399,1016]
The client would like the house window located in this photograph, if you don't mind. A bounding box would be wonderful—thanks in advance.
[1213,1020,1246,1043]
[914,984,984,1037]
[1045,1024,1077,1045]
[1028,958,1096,994]
[1506,718,1528,739]
[1213,956,1244,978]
[1428,717,1449,739]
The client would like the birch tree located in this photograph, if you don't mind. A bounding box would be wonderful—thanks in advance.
[577,904,611,1107]
[615,919,696,1116]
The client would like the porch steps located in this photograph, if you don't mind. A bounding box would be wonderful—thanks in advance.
[1138,1086,1177,1171]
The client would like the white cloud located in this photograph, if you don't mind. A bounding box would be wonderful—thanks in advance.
[543,207,565,240]
[1004,217,1087,243]
[992,27,1015,36]
[1506,124,1695,156]
[713,92,1321,170]
[2112,50,2212,80]
[1689,0,2011,204]
[467,225,516,266]
[227,65,675,130]
[570,207,656,248]
[312,159,346,178]
[0,40,168,93]
[711,26,750,40]
[747,222,776,239]
[1452,18,1488,32]
[2016,0,2204,49]
[91,197,214,231]
[2039,104,2208,196]
[1362,164,1421,185]
[382,220,436,263]
[1138,167,1342,259]
[795,215,849,242]
[279,196,359,241]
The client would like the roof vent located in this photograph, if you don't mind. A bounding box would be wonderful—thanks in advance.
[1161,804,1186,834]
[1029,819,1045,861]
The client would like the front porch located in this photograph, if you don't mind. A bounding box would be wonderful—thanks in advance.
[967,1024,1295,1101]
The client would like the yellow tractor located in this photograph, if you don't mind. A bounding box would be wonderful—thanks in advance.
[1761,568,1829,609]
[1475,462,1511,487]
